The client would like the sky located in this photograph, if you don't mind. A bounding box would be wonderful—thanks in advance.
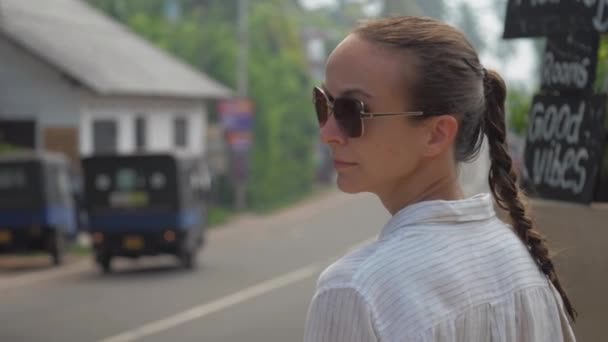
[300,0,539,89]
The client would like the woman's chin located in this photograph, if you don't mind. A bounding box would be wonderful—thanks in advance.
[336,174,365,194]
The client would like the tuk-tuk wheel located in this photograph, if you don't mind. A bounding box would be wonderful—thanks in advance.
[178,246,197,269]
[49,232,66,266]
[196,233,206,248]
[51,251,63,266]
[96,253,112,274]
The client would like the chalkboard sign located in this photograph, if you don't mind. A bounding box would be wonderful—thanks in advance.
[593,108,608,201]
[540,32,599,92]
[523,94,607,203]
[503,0,606,38]
[596,139,608,201]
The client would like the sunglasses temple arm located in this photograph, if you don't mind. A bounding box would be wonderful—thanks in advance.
[361,112,424,118]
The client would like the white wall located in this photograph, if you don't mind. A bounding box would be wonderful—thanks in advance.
[146,114,173,152]
[0,35,209,158]
[80,96,207,156]
[0,35,88,144]
[146,112,205,153]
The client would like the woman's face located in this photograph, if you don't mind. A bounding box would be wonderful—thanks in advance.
[321,34,430,196]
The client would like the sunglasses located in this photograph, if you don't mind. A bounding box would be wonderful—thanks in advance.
[313,86,424,138]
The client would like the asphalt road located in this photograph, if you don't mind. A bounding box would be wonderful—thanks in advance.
[0,191,389,342]
[4,151,603,342]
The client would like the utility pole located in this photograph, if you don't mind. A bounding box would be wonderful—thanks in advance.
[234,0,249,211]
[237,0,249,99]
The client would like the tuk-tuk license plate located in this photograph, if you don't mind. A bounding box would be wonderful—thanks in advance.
[123,236,144,250]
[0,230,11,244]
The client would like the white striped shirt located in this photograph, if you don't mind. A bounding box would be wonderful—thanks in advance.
[304,193,576,342]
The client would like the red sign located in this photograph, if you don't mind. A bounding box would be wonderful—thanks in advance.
[225,131,253,151]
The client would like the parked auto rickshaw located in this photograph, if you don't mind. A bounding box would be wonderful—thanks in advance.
[0,151,77,265]
[82,153,210,273]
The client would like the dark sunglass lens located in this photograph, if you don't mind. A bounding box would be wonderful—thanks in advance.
[313,88,328,126]
[334,98,363,137]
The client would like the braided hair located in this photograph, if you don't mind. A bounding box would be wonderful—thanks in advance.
[355,16,576,321]
[483,69,577,320]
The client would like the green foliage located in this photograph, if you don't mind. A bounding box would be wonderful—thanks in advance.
[247,1,317,211]
[86,0,317,211]
[69,244,92,256]
[208,206,233,226]
[0,142,22,154]
[595,35,608,197]
[506,85,533,135]
[595,35,608,93]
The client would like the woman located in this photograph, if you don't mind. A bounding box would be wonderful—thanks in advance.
[304,17,576,342]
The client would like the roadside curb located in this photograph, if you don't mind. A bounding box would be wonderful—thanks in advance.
[0,258,92,291]
[0,188,363,291]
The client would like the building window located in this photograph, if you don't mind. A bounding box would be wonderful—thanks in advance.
[135,117,146,150]
[174,117,188,148]
[92,119,117,154]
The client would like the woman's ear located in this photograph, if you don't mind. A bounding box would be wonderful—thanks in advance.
[420,115,459,158]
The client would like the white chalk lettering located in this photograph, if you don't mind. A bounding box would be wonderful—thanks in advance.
[532,143,588,194]
[573,148,588,192]
[512,0,561,7]
[542,53,590,89]
[593,0,608,31]
[530,0,560,6]
[527,97,590,195]
[573,0,608,31]
[528,103,546,143]
[527,101,586,144]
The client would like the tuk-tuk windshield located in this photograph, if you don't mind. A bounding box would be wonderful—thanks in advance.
[84,157,178,212]
[0,162,42,208]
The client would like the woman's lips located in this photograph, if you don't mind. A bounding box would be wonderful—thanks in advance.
[333,160,357,169]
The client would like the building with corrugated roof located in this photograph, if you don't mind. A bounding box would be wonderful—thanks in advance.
[0,0,231,164]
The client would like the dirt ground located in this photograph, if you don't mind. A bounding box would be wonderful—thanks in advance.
[528,200,608,342]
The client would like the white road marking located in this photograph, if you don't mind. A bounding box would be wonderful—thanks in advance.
[97,237,376,342]
[98,264,322,342]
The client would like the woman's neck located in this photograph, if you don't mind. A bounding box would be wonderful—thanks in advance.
[379,160,464,215]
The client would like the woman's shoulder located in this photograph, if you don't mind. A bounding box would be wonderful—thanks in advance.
[318,217,548,304]
[315,231,433,294]
[316,239,383,293]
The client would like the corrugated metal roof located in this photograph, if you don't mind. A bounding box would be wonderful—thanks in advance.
[0,0,232,99]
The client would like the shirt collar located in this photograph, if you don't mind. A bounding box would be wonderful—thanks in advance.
[379,193,497,240]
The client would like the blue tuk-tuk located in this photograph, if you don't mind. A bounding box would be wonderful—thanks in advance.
[0,151,77,265]
[82,153,210,273]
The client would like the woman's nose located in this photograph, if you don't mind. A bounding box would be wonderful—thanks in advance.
[320,113,347,145]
